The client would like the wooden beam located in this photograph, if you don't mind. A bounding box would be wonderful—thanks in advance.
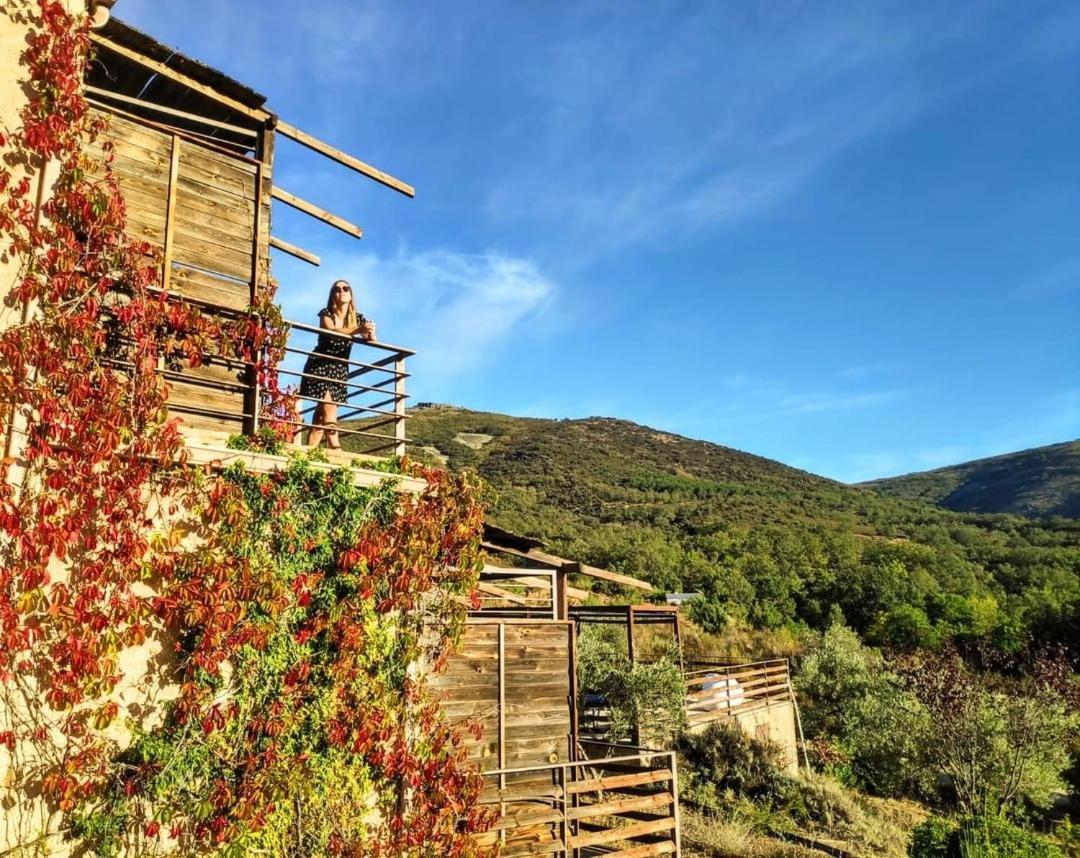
[480,541,655,592]
[269,235,320,266]
[276,119,415,198]
[271,186,362,239]
[89,33,270,122]
[85,85,258,138]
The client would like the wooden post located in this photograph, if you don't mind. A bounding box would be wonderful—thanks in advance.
[555,567,568,621]
[568,620,579,763]
[627,607,640,746]
[670,752,683,857]
[497,623,506,847]
[246,124,272,436]
[161,135,180,292]
[393,355,406,458]
[673,611,683,673]
[497,623,506,772]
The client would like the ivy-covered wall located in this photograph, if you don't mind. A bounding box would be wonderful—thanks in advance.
[0,4,494,855]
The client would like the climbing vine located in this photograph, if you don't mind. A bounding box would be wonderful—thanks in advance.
[0,3,491,854]
[74,459,490,856]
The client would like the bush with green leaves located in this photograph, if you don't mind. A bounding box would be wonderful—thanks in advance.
[909,815,1064,858]
[796,624,934,798]
[898,651,1077,815]
[575,624,686,746]
[677,722,790,807]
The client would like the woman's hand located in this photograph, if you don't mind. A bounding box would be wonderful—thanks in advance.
[357,318,376,341]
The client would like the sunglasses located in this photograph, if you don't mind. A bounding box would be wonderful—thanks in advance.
[333,285,351,293]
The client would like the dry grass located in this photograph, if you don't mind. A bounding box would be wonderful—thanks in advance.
[682,809,822,857]
[679,622,809,662]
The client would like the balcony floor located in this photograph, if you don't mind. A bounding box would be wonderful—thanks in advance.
[180,427,426,493]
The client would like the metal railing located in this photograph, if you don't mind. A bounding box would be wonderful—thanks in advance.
[154,313,412,457]
[474,742,681,857]
[274,319,412,456]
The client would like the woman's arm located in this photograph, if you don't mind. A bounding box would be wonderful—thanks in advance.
[319,312,376,340]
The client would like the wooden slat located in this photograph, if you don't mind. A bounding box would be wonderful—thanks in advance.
[276,119,414,197]
[566,769,671,796]
[570,817,676,849]
[171,266,250,311]
[86,84,259,138]
[567,792,672,822]
[596,842,677,858]
[89,33,270,122]
[480,542,654,592]
[161,135,180,289]
[272,185,363,239]
[270,235,320,266]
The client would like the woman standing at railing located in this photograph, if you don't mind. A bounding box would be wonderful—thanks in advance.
[301,279,375,449]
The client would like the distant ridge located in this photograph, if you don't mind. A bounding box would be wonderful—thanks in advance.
[862,440,1080,519]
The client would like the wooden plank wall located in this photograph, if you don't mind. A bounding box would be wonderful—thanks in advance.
[85,106,267,434]
[432,621,573,771]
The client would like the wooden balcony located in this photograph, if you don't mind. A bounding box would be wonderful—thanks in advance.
[159,315,412,456]
[474,742,681,857]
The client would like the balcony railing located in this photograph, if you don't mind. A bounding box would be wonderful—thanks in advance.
[473,742,681,857]
[471,567,560,619]
[578,658,793,743]
[155,314,412,457]
[682,658,792,729]
[275,319,412,456]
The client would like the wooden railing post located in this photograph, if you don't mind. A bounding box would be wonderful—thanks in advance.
[394,353,406,458]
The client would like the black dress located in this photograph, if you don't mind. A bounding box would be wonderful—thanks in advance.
[299,308,352,405]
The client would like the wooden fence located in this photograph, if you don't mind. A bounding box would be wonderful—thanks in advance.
[432,620,576,771]
[474,742,680,857]
[683,658,792,730]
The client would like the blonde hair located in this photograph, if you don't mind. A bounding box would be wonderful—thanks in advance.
[327,279,358,329]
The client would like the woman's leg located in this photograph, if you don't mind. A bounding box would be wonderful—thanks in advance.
[307,394,330,447]
[325,400,340,449]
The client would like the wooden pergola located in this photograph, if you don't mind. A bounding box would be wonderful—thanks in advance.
[568,604,682,669]
[480,523,655,621]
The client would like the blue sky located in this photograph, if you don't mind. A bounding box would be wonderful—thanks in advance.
[117,1,1080,482]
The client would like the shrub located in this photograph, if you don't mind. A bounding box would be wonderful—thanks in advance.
[909,817,956,858]
[898,651,1077,814]
[796,624,934,799]
[909,815,1064,858]
[576,624,686,745]
[678,722,790,805]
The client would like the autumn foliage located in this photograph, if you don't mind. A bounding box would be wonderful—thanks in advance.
[0,3,491,854]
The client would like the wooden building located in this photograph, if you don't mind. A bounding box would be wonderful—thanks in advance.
[83,18,413,455]
[429,527,683,856]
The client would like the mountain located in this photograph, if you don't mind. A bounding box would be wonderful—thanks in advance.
[344,405,1079,651]
[862,440,1080,520]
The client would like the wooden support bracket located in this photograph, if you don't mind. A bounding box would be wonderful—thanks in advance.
[276,120,415,197]
[272,186,363,239]
[270,235,320,266]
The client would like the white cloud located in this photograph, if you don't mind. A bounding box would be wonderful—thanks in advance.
[278,248,555,388]
[483,3,1080,263]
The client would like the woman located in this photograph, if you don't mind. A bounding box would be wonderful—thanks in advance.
[300,279,376,449]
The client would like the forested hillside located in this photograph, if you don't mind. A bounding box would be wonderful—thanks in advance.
[348,405,1080,656]
[863,439,1080,519]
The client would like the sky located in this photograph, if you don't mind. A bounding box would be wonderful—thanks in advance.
[116,0,1080,483]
